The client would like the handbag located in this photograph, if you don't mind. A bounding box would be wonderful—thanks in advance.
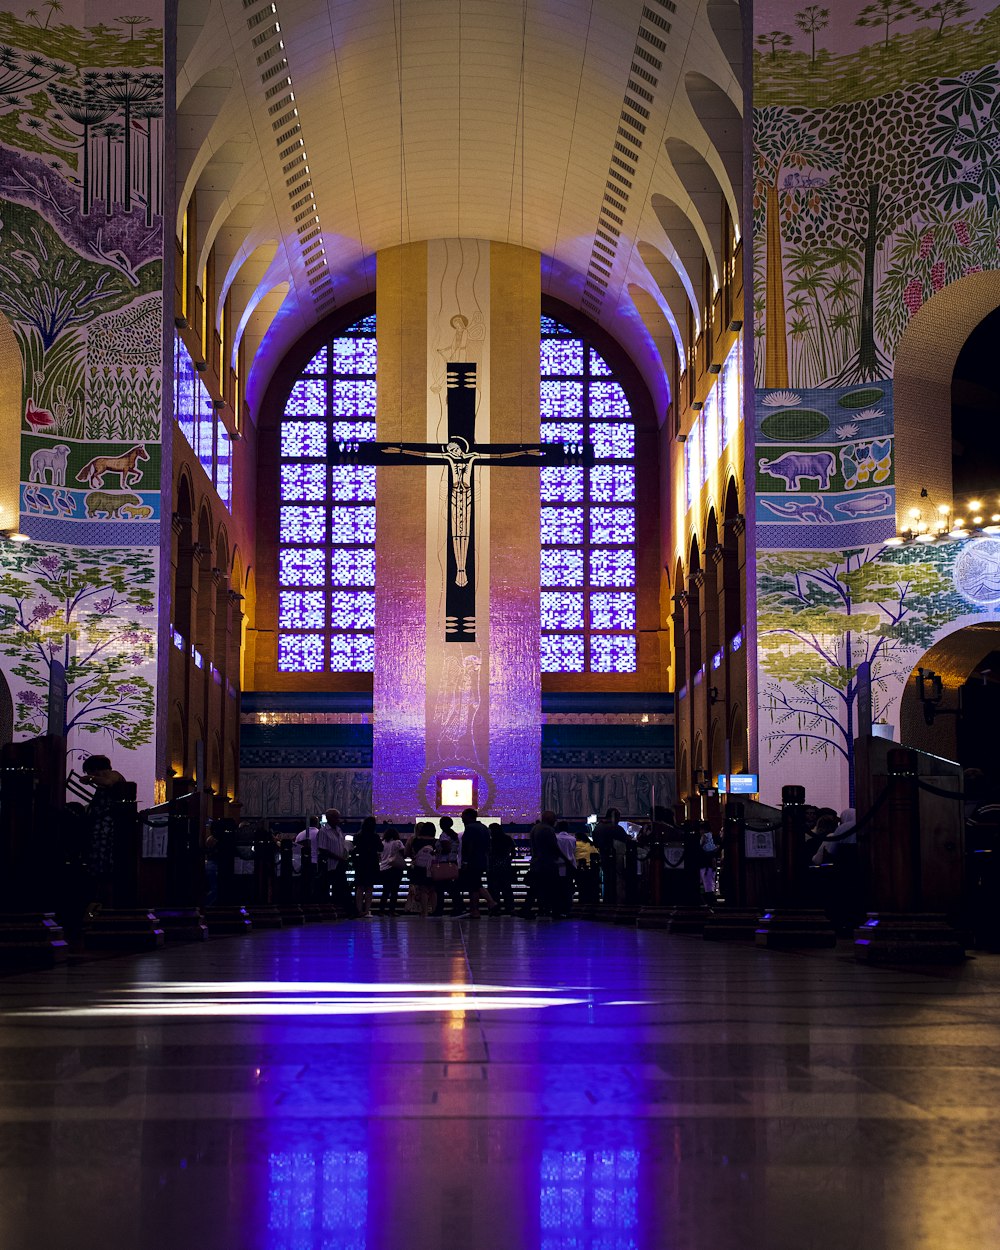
[429,861,459,881]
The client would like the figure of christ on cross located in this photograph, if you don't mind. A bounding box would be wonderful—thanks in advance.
[329,361,593,642]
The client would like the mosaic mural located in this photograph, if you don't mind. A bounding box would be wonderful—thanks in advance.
[0,4,164,802]
[752,0,1000,807]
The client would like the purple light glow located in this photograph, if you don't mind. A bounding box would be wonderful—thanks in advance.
[331,379,377,417]
[590,422,634,460]
[541,339,585,375]
[591,591,635,630]
[330,548,376,586]
[174,332,232,511]
[540,467,585,503]
[590,507,635,545]
[279,590,326,629]
[541,380,584,421]
[281,463,327,500]
[278,633,325,672]
[331,336,378,374]
[280,505,326,544]
[330,633,374,671]
[541,421,584,444]
[277,315,639,676]
[541,591,585,630]
[541,548,585,587]
[281,421,327,457]
[285,378,326,417]
[279,547,326,586]
[330,591,375,630]
[589,382,629,421]
[541,507,584,545]
[541,633,585,672]
[591,464,635,502]
[590,548,635,587]
[591,634,637,672]
[330,506,375,544]
[330,466,376,502]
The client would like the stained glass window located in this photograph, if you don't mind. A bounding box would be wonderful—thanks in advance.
[174,333,233,510]
[540,318,638,673]
[276,313,640,676]
[277,316,377,672]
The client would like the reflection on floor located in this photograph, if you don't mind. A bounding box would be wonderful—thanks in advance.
[1,918,999,1250]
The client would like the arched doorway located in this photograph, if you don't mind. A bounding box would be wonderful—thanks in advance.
[899,622,1000,771]
[894,270,1000,523]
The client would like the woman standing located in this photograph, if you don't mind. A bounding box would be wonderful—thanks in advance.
[377,824,407,915]
[352,817,383,918]
[407,822,438,917]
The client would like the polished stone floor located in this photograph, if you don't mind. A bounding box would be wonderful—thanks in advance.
[1,919,999,1249]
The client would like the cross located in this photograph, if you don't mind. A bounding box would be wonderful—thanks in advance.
[329,361,593,642]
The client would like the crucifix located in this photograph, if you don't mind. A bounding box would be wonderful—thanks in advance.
[329,361,593,642]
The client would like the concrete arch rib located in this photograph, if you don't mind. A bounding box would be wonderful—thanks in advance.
[176,67,236,236]
[684,72,743,229]
[707,1,743,89]
[650,196,707,327]
[198,159,269,317]
[241,283,292,385]
[229,244,283,364]
[627,283,675,414]
[176,82,246,239]
[635,242,689,368]
[663,139,726,281]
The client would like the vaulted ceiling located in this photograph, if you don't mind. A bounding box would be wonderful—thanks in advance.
[176,0,743,419]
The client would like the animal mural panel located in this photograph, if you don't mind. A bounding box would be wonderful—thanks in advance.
[20,437,160,526]
[754,383,896,544]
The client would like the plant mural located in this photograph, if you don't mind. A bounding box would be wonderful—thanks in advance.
[0,544,156,750]
[0,4,164,802]
[758,543,970,801]
[753,0,1000,805]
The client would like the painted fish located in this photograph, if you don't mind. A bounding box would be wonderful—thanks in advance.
[833,491,892,516]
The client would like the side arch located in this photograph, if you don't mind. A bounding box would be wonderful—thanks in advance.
[894,270,1000,523]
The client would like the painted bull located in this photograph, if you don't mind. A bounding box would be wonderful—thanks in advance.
[758,450,835,491]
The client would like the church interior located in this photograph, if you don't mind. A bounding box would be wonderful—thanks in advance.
[2,0,1000,1246]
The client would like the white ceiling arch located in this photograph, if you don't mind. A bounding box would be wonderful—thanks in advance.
[175,0,745,418]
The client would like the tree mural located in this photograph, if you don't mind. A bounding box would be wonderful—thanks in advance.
[753,108,838,387]
[48,76,114,216]
[756,30,794,58]
[758,544,967,802]
[855,0,923,48]
[803,83,935,381]
[0,545,156,749]
[95,69,160,213]
[919,0,973,36]
[0,45,66,112]
[795,6,830,62]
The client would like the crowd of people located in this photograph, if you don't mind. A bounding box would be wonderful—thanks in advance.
[281,806,723,919]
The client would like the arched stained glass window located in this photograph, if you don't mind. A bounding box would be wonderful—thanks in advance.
[539,315,637,673]
[276,311,638,674]
[277,315,377,672]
